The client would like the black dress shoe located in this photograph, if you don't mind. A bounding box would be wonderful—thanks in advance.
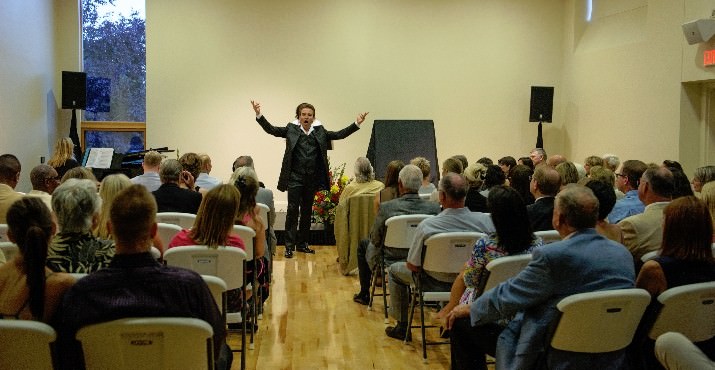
[385,323,411,341]
[284,248,294,258]
[353,293,369,305]
[296,243,315,254]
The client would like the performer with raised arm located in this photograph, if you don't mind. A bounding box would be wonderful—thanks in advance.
[251,100,368,258]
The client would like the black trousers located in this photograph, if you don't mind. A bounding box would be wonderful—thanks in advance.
[285,180,316,249]
[450,318,503,370]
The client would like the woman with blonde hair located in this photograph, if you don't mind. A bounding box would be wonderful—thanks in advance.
[464,163,488,212]
[698,181,715,241]
[47,137,79,178]
[94,174,132,240]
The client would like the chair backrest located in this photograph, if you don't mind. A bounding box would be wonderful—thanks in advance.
[551,288,651,353]
[477,253,533,296]
[76,317,214,370]
[640,250,659,263]
[649,281,715,341]
[157,223,183,248]
[164,246,247,291]
[156,212,196,229]
[0,242,19,261]
[256,203,270,227]
[418,193,432,201]
[534,230,561,244]
[231,225,256,260]
[384,214,432,249]
[201,275,227,314]
[69,273,88,280]
[422,232,485,274]
[0,224,8,242]
[0,320,56,370]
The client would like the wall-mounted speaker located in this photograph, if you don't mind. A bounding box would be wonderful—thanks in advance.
[529,86,554,123]
[62,71,87,109]
[682,19,715,45]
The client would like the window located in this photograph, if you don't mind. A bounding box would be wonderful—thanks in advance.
[81,0,146,122]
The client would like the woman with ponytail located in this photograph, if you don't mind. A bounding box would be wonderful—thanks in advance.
[0,198,75,321]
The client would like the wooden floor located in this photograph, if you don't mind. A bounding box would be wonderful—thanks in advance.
[229,245,452,370]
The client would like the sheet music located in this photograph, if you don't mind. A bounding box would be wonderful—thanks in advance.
[84,148,114,169]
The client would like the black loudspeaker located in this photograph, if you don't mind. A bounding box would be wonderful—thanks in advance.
[62,71,87,109]
[529,86,554,123]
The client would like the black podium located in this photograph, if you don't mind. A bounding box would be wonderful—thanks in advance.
[366,120,439,184]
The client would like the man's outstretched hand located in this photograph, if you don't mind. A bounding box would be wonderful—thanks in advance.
[251,100,261,116]
[356,112,369,125]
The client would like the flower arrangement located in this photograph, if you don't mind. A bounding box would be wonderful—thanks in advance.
[312,159,351,225]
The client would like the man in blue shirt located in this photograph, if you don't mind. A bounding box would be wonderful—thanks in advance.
[607,159,647,224]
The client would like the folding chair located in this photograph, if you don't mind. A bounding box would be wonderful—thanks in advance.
[0,320,56,370]
[202,275,228,326]
[551,288,651,353]
[640,250,659,263]
[163,246,248,369]
[76,317,214,370]
[407,231,484,362]
[534,230,561,244]
[648,281,715,342]
[0,242,19,261]
[157,222,183,249]
[0,223,8,242]
[256,203,272,282]
[156,212,196,229]
[475,253,533,297]
[368,214,432,323]
[232,225,260,347]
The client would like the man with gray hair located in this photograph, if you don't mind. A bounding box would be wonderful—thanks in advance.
[353,164,440,305]
[385,172,495,339]
[529,148,547,167]
[46,178,115,273]
[26,164,60,211]
[195,153,221,191]
[130,150,163,192]
[445,185,635,369]
[152,159,202,214]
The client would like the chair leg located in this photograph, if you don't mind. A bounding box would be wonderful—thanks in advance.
[367,263,378,311]
[381,266,389,323]
[405,286,416,344]
[419,293,427,362]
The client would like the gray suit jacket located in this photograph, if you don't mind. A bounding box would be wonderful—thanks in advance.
[472,229,635,370]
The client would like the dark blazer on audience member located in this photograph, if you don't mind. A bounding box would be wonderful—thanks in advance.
[526,196,555,231]
[152,183,202,214]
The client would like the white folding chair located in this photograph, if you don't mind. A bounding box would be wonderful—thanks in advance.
[231,224,260,347]
[156,212,196,229]
[0,224,8,243]
[551,288,651,353]
[369,214,432,323]
[256,202,272,281]
[76,317,214,370]
[157,222,183,250]
[640,250,659,263]
[475,253,533,297]
[0,242,19,261]
[0,320,56,370]
[534,230,561,244]
[648,281,715,342]
[407,231,485,362]
[202,275,228,321]
[163,245,248,368]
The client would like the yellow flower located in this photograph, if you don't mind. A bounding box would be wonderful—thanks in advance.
[340,175,349,186]
[331,184,340,194]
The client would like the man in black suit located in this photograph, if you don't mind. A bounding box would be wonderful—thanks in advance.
[526,165,561,231]
[152,159,203,214]
[251,100,368,258]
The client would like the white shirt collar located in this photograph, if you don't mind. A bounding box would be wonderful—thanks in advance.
[291,119,322,135]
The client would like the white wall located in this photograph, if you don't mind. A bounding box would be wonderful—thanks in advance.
[146,0,566,204]
[0,0,56,192]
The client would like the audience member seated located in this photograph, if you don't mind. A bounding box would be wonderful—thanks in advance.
[518,156,534,170]
[655,332,715,370]
[47,137,79,178]
[436,186,542,329]
[602,154,620,172]
[546,154,566,167]
[60,166,98,187]
[508,164,535,205]
[169,184,245,315]
[700,181,715,240]
[476,157,493,166]
[54,185,231,370]
[94,174,131,240]
[585,179,622,243]
[353,165,440,305]
[178,152,202,192]
[232,155,277,254]
[632,196,715,369]
[47,179,114,273]
[608,159,647,224]
[232,167,269,303]
[0,198,75,321]
[338,157,384,201]
[664,163,693,198]
[410,157,435,195]
[195,153,221,191]
[152,159,202,214]
[583,155,603,175]
[497,156,516,177]
[479,164,505,198]
[526,165,561,231]
[555,161,578,187]
[0,154,23,223]
[26,164,60,211]
[446,185,635,370]
[130,150,162,192]
[618,166,674,262]
[429,158,465,202]
[385,173,494,340]
[691,165,715,194]
[463,163,488,213]
[374,160,405,214]
[529,148,547,167]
